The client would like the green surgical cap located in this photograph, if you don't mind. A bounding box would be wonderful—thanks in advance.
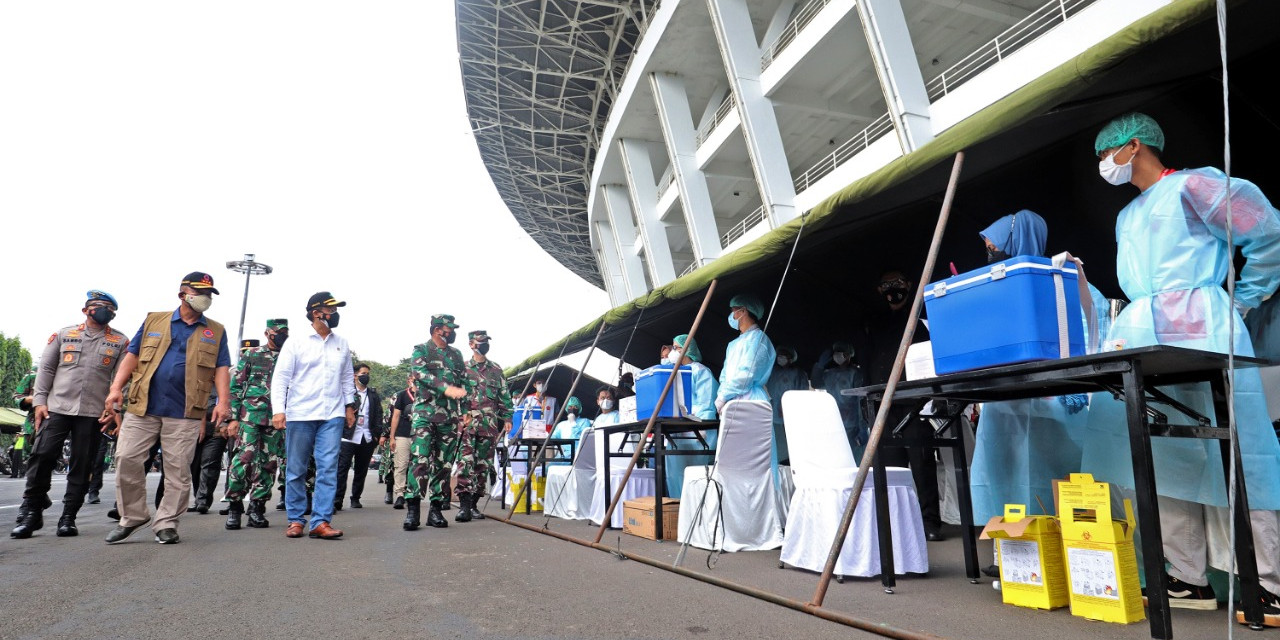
[729,293,765,321]
[1094,112,1164,154]
[673,334,703,363]
[566,396,582,410]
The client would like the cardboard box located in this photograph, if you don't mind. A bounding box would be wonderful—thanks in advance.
[618,395,638,423]
[923,255,1085,375]
[1057,473,1144,624]
[623,496,679,540]
[980,504,1069,610]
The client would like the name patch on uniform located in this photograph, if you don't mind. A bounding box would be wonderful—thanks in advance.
[199,337,217,345]
[147,332,163,337]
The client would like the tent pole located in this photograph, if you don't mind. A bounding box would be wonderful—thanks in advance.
[480,359,541,513]
[809,152,965,607]
[506,321,609,519]
[593,280,718,544]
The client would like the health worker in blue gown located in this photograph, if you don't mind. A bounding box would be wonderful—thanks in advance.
[716,294,776,411]
[968,209,1107,526]
[813,341,868,461]
[593,386,622,427]
[1082,112,1280,610]
[766,346,809,466]
[662,334,719,498]
[549,396,592,449]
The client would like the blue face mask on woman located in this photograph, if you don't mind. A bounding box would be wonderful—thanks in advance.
[728,310,740,330]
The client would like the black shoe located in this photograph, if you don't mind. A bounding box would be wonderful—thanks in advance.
[351,497,362,509]
[925,529,946,542]
[275,498,285,511]
[218,505,230,516]
[10,510,44,539]
[393,496,405,510]
[426,503,448,528]
[225,501,243,530]
[469,498,485,521]
[105,516,151,544]
[107,507,120,521]
[384,491,393,505]
[1142,572,1218,611]
[246,500,269,528]
[982,564,1001,578]
[334,501,343,512]
[87,492,101,505]
[455,496,472,523]
[155,528,180,544]
[403,499,421,531]
[194,502,210,514]
[56,514,78,537]
[1237,588,1280,627]
[440,499,452,511]
[15,496,52,525]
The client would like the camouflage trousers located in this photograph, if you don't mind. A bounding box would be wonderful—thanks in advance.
[454,413,501,498]
[405,417,459,504]
[376,436,393,481]
[277,457,316,494]
[225,424,284,501]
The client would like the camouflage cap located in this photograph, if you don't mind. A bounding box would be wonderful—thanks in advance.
[266,318,288,330]
[468,330,490,342]
[431,313,459,328]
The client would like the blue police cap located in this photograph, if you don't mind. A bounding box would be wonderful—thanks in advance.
[86,290,119,308]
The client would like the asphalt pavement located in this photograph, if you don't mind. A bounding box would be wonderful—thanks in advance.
[0,471,1242,639]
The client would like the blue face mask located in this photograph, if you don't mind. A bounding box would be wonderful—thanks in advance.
[728,310,740,330]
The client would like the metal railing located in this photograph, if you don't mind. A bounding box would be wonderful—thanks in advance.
[657,166,675,198]
[793,112,893,193]
[926,0,1098,100]
[760,0,833,72]
[695,93,737,147]
[679,261,700,278]
[719,204,769,249]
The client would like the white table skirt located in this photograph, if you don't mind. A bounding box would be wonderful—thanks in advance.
[588,468,656,528]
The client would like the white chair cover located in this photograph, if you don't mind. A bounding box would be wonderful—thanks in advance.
[546,429,599,520]
[779,390,929,577]
[676,400,785,552]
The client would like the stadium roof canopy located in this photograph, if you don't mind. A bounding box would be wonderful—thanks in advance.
[455,0,659,287]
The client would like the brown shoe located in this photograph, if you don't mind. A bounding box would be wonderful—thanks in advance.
[285,522,305,538]
[308,521,343,539]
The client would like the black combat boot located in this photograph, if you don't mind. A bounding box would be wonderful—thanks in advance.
[469,495,486,520]
[426,502,448,528]
[247,500,269,528]
[393,496,405,510]
[56,502,82,537]
[15,496,51,525]
[225,500,243,530]
[10,502,45,539]
[275,495,285,510]
[454,495,472,523]
[403,498,421,531]
[384,487,393,505]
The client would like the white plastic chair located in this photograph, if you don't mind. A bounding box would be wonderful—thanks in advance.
[779,390,928,577]
[545,428,598,520]
[676,400,784,552]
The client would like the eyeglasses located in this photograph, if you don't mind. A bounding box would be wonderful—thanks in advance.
[877,278,908,292]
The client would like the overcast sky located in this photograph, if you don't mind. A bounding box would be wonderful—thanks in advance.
[0,2,616,378]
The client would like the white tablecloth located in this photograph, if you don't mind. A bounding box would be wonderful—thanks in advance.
[588,467,656,528]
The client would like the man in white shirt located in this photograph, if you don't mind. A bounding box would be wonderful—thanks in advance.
[335,362,383,510]
[270,292,355,540]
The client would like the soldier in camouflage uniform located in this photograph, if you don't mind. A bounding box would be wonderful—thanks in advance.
[403,314,472,530]
[224,319,288,530]
[377,410,394,504]
[455,330,513,522]
[9,369,37,480]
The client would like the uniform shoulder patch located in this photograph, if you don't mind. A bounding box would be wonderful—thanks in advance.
[48,332,57,344]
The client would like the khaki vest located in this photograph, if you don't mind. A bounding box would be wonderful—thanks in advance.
[126,311,226,419]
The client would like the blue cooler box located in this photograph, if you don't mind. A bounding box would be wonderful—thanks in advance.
[635,365,694,420]
[923,255,1084,375]
[512,405,543,438]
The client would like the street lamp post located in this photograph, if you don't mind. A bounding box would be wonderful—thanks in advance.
[225,253,273,350]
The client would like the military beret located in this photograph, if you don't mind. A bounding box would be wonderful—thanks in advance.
[86,289,119,308]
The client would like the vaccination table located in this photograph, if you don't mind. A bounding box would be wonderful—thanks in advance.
[593,418,719,537]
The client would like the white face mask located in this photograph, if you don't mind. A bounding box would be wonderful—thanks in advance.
[776,356,789,367]
[185,294,213,313]
[1098,146,1134,186]
[534,383,545,393]
[567,411,577,419]
[600,399,614,411]
[832,352,849,366]
[665,349,682,365]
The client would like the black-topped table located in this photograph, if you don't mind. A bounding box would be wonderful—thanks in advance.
[843,345,1269,639]
[593,418,719,537]
[500,437,576,514]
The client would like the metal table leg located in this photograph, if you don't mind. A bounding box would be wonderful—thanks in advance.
[1124,363,1171,639]
[1210,374,1264,629]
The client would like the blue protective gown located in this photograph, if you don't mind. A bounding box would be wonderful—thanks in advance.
[817,364,868,461]
[1080,168,1280,510]
[716,327,776,405]
[548,416,593,466]
[665,362,719,498]
[766,364,810,465]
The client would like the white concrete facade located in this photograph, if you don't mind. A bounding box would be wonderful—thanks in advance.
[586,0,1171,306]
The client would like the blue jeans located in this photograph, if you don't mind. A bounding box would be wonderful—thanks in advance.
[285,418,343,528]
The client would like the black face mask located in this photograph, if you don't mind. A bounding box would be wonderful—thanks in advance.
[357,374,370,386]
[476,342,490,355]
[321,311,340,328]
[987,248,1012,264]
[443,330,456,345]
[885,287,909,305]
[89,307,115,325]
[271,333,288,350]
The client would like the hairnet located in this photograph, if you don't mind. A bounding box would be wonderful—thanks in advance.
[566,396,582,411]
[673,334,702,362]
[1094,112,1165,154]
[980,209,1047,257]
[777,345,799,361]
[729,293,765,321]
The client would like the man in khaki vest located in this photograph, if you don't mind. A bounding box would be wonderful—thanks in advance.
[103,272,232,545]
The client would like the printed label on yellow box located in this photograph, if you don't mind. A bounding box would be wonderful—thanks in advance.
[1068,547,1121,600]
[999,539,1044,586]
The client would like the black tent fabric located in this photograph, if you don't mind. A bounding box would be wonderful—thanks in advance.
[508,0,1280,380]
